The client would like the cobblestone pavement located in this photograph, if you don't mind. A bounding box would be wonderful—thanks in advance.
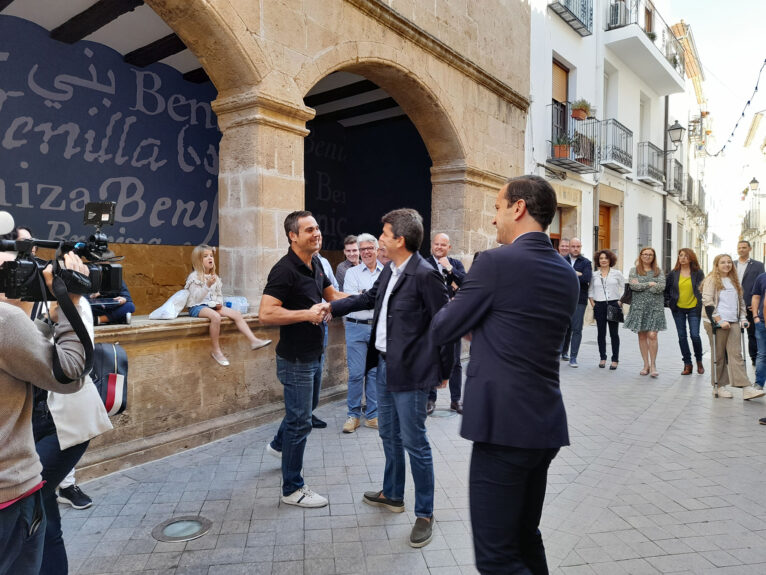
[66,320,766,574]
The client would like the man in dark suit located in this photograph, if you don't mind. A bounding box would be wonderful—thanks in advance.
[562,237,592,367]
[431,175,578,574]
[327,208,452,549]
[426,232,467,414]
[737,240,765,365]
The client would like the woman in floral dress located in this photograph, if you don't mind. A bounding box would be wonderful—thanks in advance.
[625,247,666,377]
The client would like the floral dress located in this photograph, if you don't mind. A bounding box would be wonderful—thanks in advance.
[624,267,667,333]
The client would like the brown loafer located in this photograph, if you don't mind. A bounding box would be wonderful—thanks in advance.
[697,361,705,375]
[449,401,463,414]
[682,364,693,375]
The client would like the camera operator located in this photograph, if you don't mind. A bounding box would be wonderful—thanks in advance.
[0,243,90,575]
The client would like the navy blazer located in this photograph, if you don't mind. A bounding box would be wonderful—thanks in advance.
[331,252,453,392]
[425,255,466,298]
[664,269,705,313]
[431,232,579,449]
[740,259,766,307]
[566,254,592,304]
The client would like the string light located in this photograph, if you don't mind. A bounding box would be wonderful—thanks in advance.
[706,58,766,157]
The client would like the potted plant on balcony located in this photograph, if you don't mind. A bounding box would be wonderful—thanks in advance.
[552,135,573,159]
[646,31,657,42]
[571,99,591,121]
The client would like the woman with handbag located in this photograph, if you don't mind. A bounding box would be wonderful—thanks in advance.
[664,249,706,375]
[588,250,625,370]
[701,254,765,400]
[624,247,666,377]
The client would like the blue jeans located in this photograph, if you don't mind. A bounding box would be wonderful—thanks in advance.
[755,321,766,388]
[672,308,703,364]
[566,303,586,360]
[0,489,45,575]
[33,407,89,575]
[344,321,377,419]
[470,443,559,574]
[376,358,434,518]
[270,355,322,495]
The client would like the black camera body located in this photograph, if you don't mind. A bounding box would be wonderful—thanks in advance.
[0,202,123,301]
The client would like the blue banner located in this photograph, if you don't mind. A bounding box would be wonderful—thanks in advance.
[0,15,221,245]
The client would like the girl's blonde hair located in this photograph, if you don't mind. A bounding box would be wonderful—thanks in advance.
[635,247,661,277]
[191,244,215,278]
[705,253,742,296]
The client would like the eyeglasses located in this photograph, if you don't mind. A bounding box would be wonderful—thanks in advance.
[360,247,376,252]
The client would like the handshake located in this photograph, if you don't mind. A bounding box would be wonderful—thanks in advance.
[308,302,332,325]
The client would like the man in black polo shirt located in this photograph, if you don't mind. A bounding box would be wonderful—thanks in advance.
[259,210,346,508]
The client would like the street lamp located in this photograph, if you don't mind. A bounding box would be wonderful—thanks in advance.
[750,177,759,191]
[667,120,686,150]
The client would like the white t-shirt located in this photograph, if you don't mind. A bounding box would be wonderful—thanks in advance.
[717,278,739,322]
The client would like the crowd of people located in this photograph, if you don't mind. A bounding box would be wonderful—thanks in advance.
[558,237,766,406]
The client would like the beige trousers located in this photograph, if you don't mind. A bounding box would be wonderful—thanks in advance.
[703,322,750,388]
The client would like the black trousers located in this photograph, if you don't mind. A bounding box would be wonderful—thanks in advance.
[593,300,620,362]
[428,339,462,402]
[746,308,757,364]
[470,443,559,575]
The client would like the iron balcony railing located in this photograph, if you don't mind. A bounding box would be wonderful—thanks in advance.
[637,141,663,185]
[606,0,685,77]
[549,0,593,36]
[670,159,683,196]
[697,184,706,212]
[600,119,633,173]
[743,210,758,234]
[547,101,601,174]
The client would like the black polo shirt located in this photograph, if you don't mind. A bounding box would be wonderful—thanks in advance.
[263,248,331,362]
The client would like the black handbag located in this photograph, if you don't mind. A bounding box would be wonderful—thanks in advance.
[619,284,633,306]
[601,276,624,323]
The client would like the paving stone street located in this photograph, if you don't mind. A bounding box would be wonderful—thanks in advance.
[66,319,766,574]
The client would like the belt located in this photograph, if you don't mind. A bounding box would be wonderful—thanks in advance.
[345,318,373,325]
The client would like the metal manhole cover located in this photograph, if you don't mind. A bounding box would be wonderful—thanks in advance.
[151,516,212,542]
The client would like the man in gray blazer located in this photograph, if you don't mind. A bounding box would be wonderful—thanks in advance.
[431,176,578,574]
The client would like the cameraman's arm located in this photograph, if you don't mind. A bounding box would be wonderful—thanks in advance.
[0,305,86,393]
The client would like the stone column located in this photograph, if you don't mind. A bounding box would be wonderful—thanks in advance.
[212,90,315,306]
[430,161,506,268]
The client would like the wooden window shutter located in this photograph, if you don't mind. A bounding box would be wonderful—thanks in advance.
[552,61,568,103]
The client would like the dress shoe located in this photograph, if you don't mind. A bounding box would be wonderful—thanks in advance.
[682,364,693,375]
[449,401,463,414]
[697,361,705,375]
[311,415,327,429]
[426,400,435,415]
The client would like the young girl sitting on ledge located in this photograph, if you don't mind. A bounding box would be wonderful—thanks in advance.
[186,244,271,366]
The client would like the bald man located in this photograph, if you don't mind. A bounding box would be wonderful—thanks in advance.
[426,233,467,414]
[562,237,592,367]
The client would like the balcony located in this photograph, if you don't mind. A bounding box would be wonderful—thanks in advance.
[547,102,601,174]
[637,142,663,186]
[690,182,706,216]
[549,0,593,36]
[743,210,758,234]
[600,119,633,173]
[669,159,683,196]
[604,0,685,95]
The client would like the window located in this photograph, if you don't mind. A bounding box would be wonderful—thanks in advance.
[552,61,569,141]
[638,214,652,253]
[664,222,672,273]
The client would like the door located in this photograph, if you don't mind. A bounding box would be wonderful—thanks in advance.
[598,204,611,251]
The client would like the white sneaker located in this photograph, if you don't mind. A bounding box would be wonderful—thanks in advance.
[744,386,765,400]
[713,386,733,398]
[281,486,328,508]
[266,443,282,459]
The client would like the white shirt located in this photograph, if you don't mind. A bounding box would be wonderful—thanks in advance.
[375,254,412,354]
[737,259,749,284]
[588,268,625,301]
[717,278,739,322]
[344,261,383,321]
[318,254,339,291]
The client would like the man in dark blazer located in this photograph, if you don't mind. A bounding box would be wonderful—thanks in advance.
[328,208,452,549]
[737,240,765,365]
[426,232,467,414]
[562,238,592,367]
[431,175,579,574]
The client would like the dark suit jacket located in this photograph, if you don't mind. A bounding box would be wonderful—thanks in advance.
[425,255,466,298]
[566,254,592,304]
[331,252,453,392]
[740,259,765,307]
[431,232,579,449]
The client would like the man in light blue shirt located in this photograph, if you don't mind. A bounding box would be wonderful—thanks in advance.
[341,234,383,433]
